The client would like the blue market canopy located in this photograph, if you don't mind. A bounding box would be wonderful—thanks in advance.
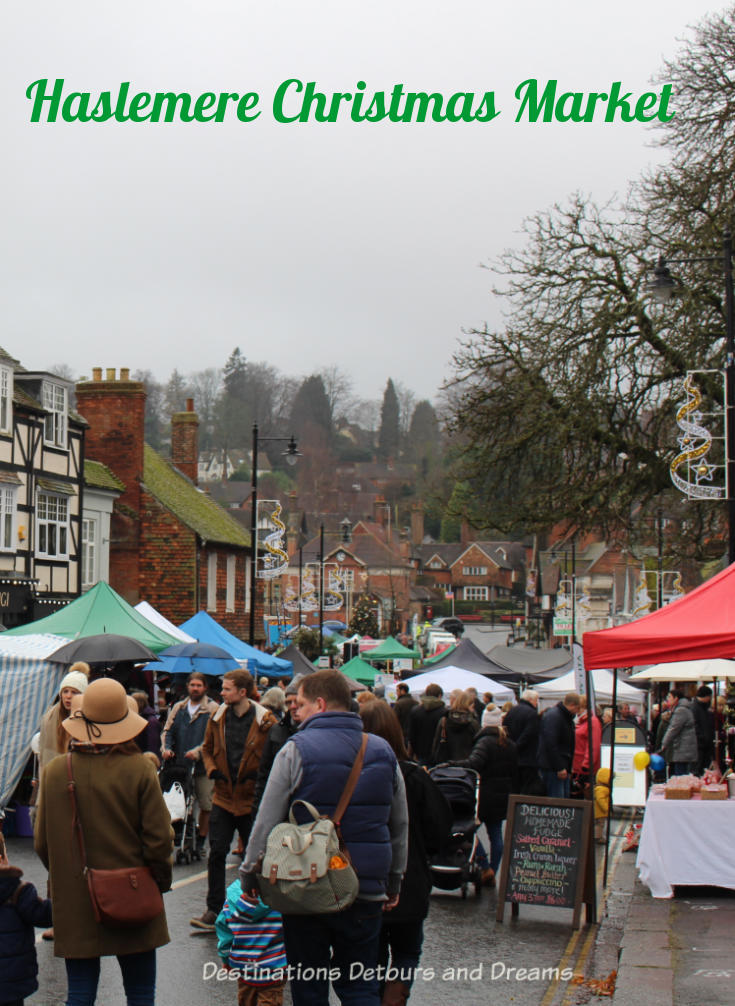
[179,611,292,678]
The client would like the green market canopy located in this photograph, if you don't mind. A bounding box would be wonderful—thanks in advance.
[341,655,380,686]
[360,636,420,662]
[4,581,180,654]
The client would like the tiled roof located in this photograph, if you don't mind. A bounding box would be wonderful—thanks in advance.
[84,460,125,494]
[142,445,250,548]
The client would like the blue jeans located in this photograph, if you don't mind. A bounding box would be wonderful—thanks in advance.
[282,899,384,1005]
[485,820,504,875]
[65,950,156,1005]
[542,770,570,799]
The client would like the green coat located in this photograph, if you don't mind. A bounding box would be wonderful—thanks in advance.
[34,747,173,959]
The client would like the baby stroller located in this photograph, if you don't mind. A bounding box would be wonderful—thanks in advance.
[160,762,200,865]
[427,765,483,898]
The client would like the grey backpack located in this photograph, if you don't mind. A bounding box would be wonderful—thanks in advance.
[257,735,367,914]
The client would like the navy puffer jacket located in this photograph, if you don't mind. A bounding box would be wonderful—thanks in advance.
[291,711,397,897]
[0,869,52,1002]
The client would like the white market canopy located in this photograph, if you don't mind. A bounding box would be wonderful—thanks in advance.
[135,601,196,643]
[535,667,645,707]
[629,658,735,682]
[405,665,515,704]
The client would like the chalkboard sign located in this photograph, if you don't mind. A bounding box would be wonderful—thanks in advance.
[496,795,594,929]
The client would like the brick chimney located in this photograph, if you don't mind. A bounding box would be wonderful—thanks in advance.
[411,502,424,547]
[75,368,146,516]
[75,368,146,604]
[373,495,387,526]
[171,398,199,485]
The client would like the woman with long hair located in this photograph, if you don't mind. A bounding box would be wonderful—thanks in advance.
[360,700,452,1006]
[38,663,90,769]
[430,688,479,764]
[35,678,173,1006]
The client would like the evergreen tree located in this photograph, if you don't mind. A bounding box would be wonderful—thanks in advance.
[219,347,250,448]
[289,375,334,446]
[378,379,400,460]
[349,594,379,637]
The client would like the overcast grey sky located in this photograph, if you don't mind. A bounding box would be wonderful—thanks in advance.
[1,1,723,405]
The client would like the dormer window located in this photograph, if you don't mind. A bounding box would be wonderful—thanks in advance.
[43,381,67,448]
[0,366,12,434]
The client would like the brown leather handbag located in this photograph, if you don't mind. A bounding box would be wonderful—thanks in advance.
[66,753,164,928]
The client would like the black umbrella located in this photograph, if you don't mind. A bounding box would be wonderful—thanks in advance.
[47,633,159,666]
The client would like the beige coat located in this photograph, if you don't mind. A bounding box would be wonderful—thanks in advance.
[38,702,69,770]
[34,747,173,959]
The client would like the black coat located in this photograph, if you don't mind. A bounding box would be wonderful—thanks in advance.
[388,760,453,922]
[393,693,418,739]
[459,727,519,824]
[537,702,576,773]
[408,698,446,763]
[691,698,714,768]
[0,870,52,1002]
[252,712,298,816]
[503,699,540,767]
[431,709,479,764]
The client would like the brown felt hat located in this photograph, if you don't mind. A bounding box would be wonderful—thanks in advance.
[63,678,147,745]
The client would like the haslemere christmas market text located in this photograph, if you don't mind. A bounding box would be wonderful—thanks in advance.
[25,78,674,124]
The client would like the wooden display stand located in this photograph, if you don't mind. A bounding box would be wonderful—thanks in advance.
[496,795,596,929]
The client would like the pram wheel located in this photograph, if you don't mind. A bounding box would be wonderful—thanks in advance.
[461,883,468,899]
[474,880,482,898]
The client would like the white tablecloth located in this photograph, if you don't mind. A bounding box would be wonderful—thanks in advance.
[636,792,735,898]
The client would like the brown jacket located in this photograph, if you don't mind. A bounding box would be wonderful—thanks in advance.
[34,748,173,959]
[201,701,275,815]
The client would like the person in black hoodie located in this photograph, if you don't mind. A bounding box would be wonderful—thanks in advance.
[453,705,519,886]
[360,700,452,1006]
[251,675,303,819]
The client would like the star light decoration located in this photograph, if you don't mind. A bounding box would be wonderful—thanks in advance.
[670,373,727,500]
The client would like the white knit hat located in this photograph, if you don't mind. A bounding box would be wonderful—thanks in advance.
[59,670,89,695]
[482,704,503,728]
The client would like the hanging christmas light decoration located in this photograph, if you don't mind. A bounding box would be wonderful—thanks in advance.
[670,372,727,500]
[633,573,653,617]
[256,500,289,579]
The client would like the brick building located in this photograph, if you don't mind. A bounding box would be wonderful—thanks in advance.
[75,369,258,638]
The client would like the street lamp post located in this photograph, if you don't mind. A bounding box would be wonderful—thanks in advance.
[248,422,299,646]
[647,230,735,564]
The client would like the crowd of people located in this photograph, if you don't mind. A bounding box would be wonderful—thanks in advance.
[1,662,722,1006]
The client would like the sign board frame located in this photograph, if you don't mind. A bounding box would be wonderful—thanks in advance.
[496,795,595,929]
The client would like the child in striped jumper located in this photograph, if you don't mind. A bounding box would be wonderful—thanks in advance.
[216,879,286,1006]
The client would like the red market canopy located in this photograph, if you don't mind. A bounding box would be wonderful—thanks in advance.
[583,562,735,669]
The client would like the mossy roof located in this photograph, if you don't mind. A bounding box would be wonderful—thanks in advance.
[84,460,126,493]
[142,444,250,548]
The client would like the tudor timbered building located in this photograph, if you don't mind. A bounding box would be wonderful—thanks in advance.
[0,348,85,625]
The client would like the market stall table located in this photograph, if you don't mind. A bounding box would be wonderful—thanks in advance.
[636,791,735,898]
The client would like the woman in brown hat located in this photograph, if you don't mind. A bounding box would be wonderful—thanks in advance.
[34,678,174,1006]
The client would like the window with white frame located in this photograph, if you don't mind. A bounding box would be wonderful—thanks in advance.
[0,487,17,551]
[462,565,488,576]
[226,554,236,612]
[464,585,489,601]
[81,517,97,589]
[0,367,13,434]
[429,560,442,569]
[207,552,217,611]
[42,381,67,448]
[37,492,69,557]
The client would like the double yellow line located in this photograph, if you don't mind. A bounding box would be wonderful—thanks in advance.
[539,810,634,1006]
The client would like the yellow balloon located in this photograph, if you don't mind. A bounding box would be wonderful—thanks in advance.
[633,751,650,771]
